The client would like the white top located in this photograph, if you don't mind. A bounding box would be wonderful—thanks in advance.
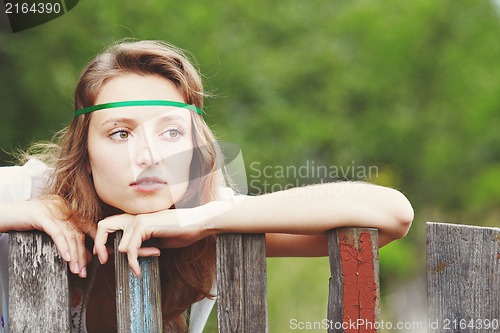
[0,159,219,332]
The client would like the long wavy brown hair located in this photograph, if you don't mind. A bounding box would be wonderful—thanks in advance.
[45,40,226,332]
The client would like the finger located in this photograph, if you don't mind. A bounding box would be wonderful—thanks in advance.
[137,247,161,257]
[116,218,141,253]
[40,220,72,263]
[29,201,76,272]
[74,231,87,278]
[33,201,87,277]
[126,248,141,278]
[94,224,112,264]
[41,219,82,276]
[57,221,83,276]
[62,222,84,276]
[94,216,128,264]
[118,233,143,278]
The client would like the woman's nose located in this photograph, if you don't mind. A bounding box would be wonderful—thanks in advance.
[134,131,161,167]
[135,145,160,167]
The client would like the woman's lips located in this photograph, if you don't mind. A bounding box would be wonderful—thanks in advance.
[130,177,167,193]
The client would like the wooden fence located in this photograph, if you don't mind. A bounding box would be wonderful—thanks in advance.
[8,222,499,332]
[427,222,500,333]
[8,227,379,333]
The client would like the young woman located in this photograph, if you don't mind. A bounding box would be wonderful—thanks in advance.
[0,40,413,333]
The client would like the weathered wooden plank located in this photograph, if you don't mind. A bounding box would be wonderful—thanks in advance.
[427,222,500,333]
[216,233,267,333]
[8,231,71,332]
[328,228,380,333]
[114,232,162,333]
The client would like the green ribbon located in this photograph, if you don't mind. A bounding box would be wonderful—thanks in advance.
[74,100,204,117]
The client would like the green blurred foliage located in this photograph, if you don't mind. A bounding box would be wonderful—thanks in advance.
[1,0,500,330]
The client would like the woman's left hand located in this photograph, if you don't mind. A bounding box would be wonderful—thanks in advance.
[93,201,230,277]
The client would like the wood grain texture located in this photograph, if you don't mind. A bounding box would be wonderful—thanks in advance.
[328,228,380,333]
[114,232,162,333]
[8,231,70,332]
[216,233,267,333]
[427,222,500,333]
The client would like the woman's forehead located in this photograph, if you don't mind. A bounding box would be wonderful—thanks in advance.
[96,73,184,104]
[90,73,193,127]
[90,105,193,128]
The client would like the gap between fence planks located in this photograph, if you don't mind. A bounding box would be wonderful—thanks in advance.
[427,222,500,333]
[8,228,380,333]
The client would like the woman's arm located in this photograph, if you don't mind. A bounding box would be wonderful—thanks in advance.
[208,181,411,256]
[206,182,412,246]
[0,161,88,278]
[0,200,89,278]
[94,182,413,277]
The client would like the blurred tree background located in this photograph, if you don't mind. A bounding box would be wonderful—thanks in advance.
[1,0,499,331]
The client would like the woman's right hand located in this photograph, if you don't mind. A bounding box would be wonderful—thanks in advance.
[0,199,89,278]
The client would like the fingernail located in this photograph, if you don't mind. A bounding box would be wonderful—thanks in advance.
[97,254,104,265]
[132,271,139,279]
[92,247,96,255]
[73,262,80,274]
[80,266,87,278]
[64,252,71,262]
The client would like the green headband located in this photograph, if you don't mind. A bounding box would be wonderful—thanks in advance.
[74,100,204,117]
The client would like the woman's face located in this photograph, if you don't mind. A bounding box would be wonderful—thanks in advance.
[87,73,194,214]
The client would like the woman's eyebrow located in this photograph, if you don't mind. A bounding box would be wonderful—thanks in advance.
[155,114,189,124]
[100,115,189,127]
[100,118,136,127]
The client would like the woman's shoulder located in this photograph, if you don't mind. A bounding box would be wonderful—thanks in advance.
[0,159,52,201]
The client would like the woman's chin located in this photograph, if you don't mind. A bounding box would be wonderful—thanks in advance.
[113,200,175,215]
[128,205,174,215]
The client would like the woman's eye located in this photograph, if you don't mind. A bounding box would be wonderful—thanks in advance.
[168,130,179,138]
[162,128,183,140]
[110,129,130,141]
